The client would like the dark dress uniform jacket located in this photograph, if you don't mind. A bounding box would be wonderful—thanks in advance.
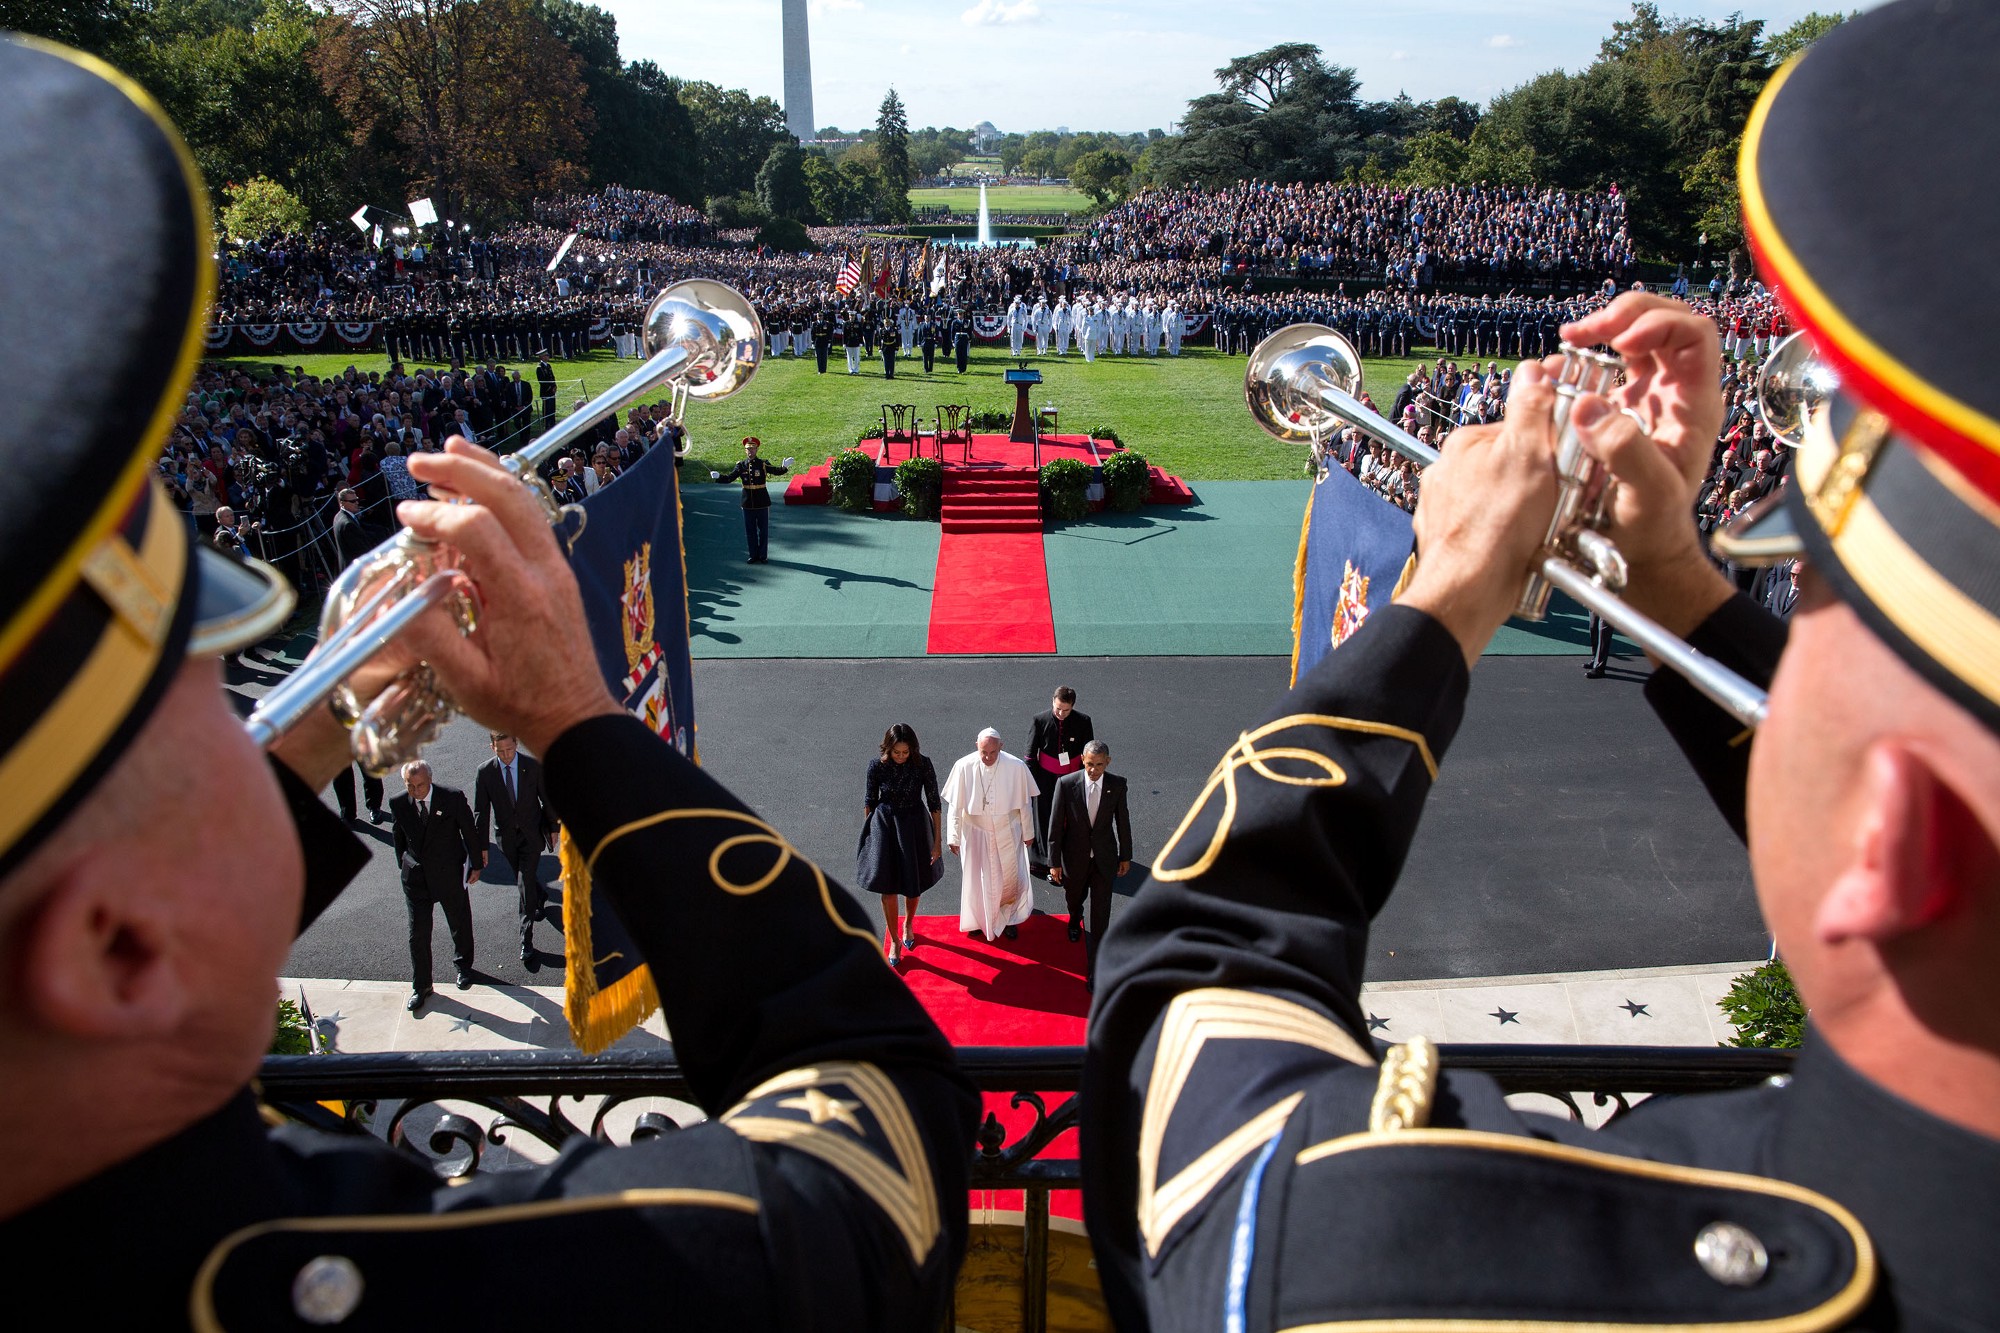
[1082,599,1997,1333]
[3,717,976,1330]
[717,456,786,510]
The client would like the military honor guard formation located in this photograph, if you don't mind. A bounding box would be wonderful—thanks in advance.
[4,4,2000,1329]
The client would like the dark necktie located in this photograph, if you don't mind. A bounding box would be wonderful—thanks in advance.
[505,764,515,804]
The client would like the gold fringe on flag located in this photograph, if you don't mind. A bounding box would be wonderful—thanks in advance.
[1289,482,1315,688]
[561,824,661,1054]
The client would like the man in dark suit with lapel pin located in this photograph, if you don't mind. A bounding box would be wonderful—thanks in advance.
[1047,740,1132,991]
[473,731,557,970]
[389,758,482,1010]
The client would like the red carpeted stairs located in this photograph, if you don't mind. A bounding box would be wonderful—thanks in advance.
[1146,464,1195,505]
[781,457,832,505]
[941,468,1042,534]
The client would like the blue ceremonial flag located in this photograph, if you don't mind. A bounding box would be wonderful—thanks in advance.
[1291,464,1417,686]
[558,441,696,1051]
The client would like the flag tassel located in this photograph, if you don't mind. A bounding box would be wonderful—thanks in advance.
[561,826,661,1054]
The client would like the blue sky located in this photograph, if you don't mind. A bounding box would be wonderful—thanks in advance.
[594,0,1878,135]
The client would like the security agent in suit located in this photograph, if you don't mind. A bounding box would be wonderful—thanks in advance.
[1045,740,1131,989]
[535,352,557,430]
[0,43,975,1328]
[330,486,380,565]
[389,759,482,1007]
[473,730,557,968]
[1083,14,2000,1329]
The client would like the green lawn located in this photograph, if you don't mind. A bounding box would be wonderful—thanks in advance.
[908,184,1092,214]
[212,344,1520,482]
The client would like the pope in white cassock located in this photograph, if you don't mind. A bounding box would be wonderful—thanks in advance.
[941,728,1036,940]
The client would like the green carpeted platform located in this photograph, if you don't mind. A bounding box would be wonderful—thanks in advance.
[683,483,938,658]
[1045,481,1302,655]
[684,474,1636,660]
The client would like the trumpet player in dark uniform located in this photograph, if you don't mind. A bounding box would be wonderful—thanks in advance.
[712,435,791,564]
[0,41,973,1327]
[1083,8,2000,1327]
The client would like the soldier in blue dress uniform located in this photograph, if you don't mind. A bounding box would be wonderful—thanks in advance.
[0,38,974,1328]
[1082,7,2000,1328]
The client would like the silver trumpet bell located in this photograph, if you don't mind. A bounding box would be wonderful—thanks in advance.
[1243,322,1770,730]
[1755,331,1838,447]
[244,279,764,773]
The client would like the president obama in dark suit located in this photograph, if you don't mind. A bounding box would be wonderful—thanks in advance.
[390,758,482,1011]
[474,731,557,969]
[1047,740,1132,991]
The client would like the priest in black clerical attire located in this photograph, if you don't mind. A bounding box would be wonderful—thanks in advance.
[1024,685,1092,879]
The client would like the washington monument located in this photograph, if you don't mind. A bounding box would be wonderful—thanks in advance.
[782,0,815,143]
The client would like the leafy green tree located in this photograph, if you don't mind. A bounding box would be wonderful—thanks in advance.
[755,140,811,221]
[1153,43,1372,187]
[1069,148,1132,205]
[315,0,593,219]
[220,174,310,237]
[675,80,787,202]
[996,133,1027,174]
[1395,130,1469,188]
[1764,11,1853,64]
[801,150,855,222]
[874,88,911,220]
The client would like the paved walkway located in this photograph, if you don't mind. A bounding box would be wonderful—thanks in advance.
[282,957,1760,1056]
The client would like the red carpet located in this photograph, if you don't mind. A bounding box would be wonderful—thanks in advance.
[926,528,1055,654]
[898,913,1087,1221]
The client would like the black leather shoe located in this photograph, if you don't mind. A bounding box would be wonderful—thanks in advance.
[368,807,387,825]
[1067,921,1081,942]
[406,990,429,1013]
[1584,666,1606,679]
[521,951,538,972]
[455,969,473,991]
[1003,924,1019,940]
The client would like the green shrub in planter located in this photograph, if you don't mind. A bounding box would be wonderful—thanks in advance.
[1717,958,1805,1048]
[1101,450,1150,512]
[1040,457,1091,522]
[828,448,878,512]
[895,456,944,519]
[1087,425,1122,447]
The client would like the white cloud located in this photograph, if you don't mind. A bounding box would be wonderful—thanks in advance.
[1488,33,1521,48]
[1391,49,1408,61]
[810,0,862,13]
[961,0,1041,26]
[899,42,913,54]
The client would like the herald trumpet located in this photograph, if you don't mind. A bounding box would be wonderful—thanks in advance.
[1754,330,1838,447]
[244,279,764,772]
[1245,323,1770,730]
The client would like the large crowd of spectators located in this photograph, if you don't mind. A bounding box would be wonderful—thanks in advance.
[207,182,1644,347]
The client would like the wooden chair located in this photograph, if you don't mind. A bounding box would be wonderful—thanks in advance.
[881,404,921,460]
[936,404,973,462]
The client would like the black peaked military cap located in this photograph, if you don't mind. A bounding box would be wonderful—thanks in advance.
[0,36,293,875]
[1718,0,2000,734]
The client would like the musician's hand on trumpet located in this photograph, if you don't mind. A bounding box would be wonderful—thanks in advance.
[1560,295,1737,638]
[1397,362,1563,668]
[397,438,622,757]
[267,604,436,792]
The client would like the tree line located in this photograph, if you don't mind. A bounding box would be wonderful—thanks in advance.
[0,0,1849,255]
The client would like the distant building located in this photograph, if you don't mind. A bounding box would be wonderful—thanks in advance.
[1056,126,1068,135]
[973,120,1001,152]
[782,0,815,143]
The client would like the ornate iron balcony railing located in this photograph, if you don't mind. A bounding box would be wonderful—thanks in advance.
[259,1044,1792,1332]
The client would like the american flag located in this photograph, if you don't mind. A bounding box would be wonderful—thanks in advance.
[835,243,869,296]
